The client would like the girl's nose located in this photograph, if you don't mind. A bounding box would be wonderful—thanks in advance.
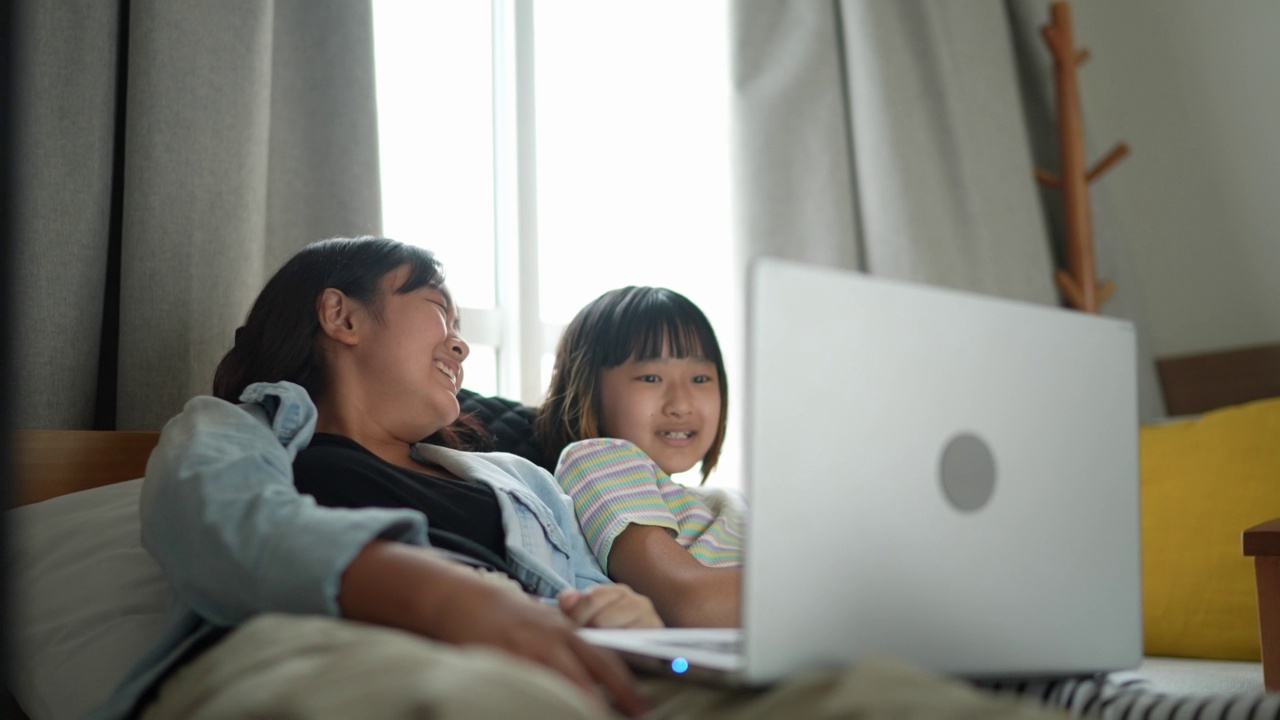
[665,388,692,417]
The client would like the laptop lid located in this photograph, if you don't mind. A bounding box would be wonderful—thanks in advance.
[738,256,1142,683]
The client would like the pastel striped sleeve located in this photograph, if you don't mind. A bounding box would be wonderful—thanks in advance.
[683,487,747,567]
[554,439,677,572]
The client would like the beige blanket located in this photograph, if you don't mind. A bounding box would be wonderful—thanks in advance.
[142,614,1061,720]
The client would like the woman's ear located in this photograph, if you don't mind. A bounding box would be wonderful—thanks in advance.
[317,288,361,346]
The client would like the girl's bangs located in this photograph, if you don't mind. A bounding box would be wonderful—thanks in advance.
[609,300,721,366]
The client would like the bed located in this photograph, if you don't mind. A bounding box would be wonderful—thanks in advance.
[5,370,1280,720]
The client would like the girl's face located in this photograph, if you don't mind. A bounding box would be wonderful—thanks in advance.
[598,347,721,476]
[354,266,469,441]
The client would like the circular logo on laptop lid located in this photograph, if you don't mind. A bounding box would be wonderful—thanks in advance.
[939,433,997,512]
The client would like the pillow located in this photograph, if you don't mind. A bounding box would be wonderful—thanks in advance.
[7,479,173,720]
[457,389,545,469]
[1140,396,1280,660]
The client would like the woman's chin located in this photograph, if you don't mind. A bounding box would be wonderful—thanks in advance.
[430,392,462,425]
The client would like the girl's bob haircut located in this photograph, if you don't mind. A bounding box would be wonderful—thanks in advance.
[535,286,728,483]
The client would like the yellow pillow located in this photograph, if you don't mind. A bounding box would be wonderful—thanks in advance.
[1141,396,1280,660]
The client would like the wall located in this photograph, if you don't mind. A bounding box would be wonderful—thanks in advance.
[1069,0,1280,358]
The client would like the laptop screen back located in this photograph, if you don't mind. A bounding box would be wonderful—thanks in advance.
[740,257,1142,682]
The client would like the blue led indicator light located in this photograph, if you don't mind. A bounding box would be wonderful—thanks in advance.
[671,657,690,674]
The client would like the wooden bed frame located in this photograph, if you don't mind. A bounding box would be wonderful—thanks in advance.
[1157,343,1280,417]
[11,430,161,507]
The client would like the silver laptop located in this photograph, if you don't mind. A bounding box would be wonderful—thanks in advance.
[580,256,1143,686]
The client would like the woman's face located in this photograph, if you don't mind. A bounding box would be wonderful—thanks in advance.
[598,346,721,476]
[354,266,469,441]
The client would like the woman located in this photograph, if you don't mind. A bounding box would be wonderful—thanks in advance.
[93,237,652,720]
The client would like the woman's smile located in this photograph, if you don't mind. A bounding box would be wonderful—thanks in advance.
[433,359,459,386]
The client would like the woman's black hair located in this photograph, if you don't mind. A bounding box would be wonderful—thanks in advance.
[212,236,486,449]
[535,286,729,482]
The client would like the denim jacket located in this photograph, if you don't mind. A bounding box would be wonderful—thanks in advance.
[91,381,608,720]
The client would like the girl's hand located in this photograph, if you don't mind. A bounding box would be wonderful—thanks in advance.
[558,584,664,629]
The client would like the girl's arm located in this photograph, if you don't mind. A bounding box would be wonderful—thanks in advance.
[554,439,742,627]
[606,524,742,628]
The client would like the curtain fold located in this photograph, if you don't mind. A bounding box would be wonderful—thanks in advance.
[13,1,122,431]
[730,0,862,274]
[731,0,1166,420]
[839,1,1057,303]
[14,0,382,431]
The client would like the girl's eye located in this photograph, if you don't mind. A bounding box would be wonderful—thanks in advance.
[638,374,661,383]
[693,375,714,384]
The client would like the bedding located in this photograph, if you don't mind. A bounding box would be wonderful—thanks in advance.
[11,470,1278,720]
[9,479,171,720]
[8,390,1280,720]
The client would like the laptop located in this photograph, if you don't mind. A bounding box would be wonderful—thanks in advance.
[579,256,1143,686]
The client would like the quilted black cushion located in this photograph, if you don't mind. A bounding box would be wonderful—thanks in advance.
[457,388,549,472]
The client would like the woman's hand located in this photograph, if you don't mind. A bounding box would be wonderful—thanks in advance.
[558,584,664,629]
[339,540,649,717]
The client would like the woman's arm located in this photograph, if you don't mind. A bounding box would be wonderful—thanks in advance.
[145,390,648,715]
[340,540,648,717]
[606,524,741,628]
[141,390,429,623]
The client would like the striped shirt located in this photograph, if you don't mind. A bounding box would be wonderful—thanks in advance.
[554,438,747,572]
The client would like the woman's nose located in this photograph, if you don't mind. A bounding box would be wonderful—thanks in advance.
[450,335,470,361]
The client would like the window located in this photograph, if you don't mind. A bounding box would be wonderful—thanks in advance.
[374,0,737,487]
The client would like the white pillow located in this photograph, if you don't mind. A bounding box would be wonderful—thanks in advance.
[7,479,173,720]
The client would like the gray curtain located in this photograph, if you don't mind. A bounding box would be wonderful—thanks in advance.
[730,0,1166,420]
[12,1,382,431]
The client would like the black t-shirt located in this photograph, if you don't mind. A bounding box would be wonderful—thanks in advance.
[293,433,510,574]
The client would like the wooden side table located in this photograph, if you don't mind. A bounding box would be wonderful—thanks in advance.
[1244,518,1280,691]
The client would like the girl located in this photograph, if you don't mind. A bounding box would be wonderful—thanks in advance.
[536,287,747,628]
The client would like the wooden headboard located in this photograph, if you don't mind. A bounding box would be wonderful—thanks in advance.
[9,430,161,509]
[1156,342,1280,417]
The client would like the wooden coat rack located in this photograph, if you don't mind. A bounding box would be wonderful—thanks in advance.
[1035,1,1129,314]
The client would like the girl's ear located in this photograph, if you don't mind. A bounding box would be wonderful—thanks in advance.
[317,288,361,346]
